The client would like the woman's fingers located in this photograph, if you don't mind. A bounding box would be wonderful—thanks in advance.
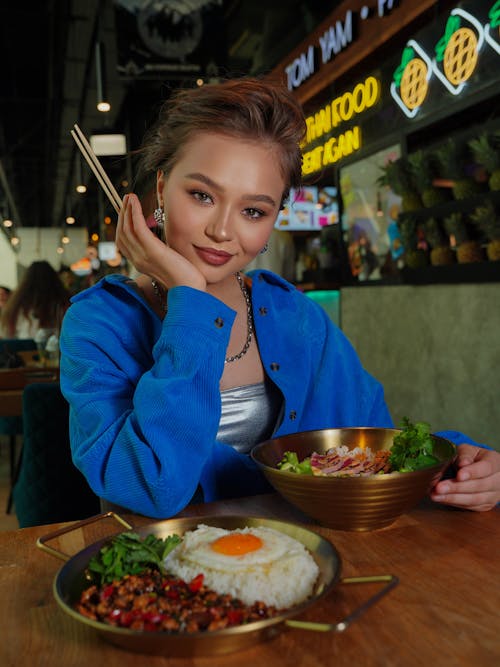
[115,193,207,290]
[430,445,500,511]
[116,194,161,272]
[430,486,497,511]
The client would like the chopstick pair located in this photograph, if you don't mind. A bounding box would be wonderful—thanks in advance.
[70,124,123,214]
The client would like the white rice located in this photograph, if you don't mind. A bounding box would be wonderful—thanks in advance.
[164,524,319,609]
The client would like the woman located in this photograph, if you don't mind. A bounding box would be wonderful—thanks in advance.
[1,260,70,338]
[60,78,499,518]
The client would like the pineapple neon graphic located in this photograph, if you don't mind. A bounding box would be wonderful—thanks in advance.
[390,39,433,118]
[484,0,500,54]
[432,8,484,95]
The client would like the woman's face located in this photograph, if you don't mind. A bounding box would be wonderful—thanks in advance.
[157,132,286,283]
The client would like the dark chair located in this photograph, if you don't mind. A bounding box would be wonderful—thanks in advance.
[0,337,37,355]
[0,338,37,512]
[12,382,100,528]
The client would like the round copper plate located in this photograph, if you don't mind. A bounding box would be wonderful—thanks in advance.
[52,515,341,657]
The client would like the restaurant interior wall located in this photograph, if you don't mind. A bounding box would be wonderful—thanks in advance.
[340,282,500,450]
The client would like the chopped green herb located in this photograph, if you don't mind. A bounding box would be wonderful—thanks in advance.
[87,531,181,585]
[277,451,313,475]
[389,417,439,472]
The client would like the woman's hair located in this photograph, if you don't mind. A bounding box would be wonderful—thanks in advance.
[1,260,70,336]
[137,77,306,202]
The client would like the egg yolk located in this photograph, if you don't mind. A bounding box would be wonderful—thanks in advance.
[210,533,263,556]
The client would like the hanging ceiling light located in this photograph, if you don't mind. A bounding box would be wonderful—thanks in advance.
[65,195,75,224]
[75,158,87,193]
[2,202,13,227]
[95,42,111,113]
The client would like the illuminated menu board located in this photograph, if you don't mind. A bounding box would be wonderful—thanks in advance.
[274,186,339,231]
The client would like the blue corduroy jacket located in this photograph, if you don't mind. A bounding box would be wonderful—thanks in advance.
[59,270,484,518]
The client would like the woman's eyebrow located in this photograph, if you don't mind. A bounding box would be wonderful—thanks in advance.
[185,172,277,207]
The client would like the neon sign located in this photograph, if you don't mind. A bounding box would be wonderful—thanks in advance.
[301,76,381,174]
[432,8,484,96]
[304,77,380,145]
[285,1,399,90]
[391,5,498,118]
[485,0,500,53]
[286,12,353,90]
[390,39,433,119]
[302,127,362,175]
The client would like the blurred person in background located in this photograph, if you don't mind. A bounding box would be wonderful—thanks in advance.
[0,260,71,339]
[58,265,78,295]
[0,286,12,314]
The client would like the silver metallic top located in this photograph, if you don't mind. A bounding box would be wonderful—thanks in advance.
[216,381,283,454]
[100,380,282,514]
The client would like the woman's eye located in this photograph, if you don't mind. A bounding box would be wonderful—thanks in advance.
[245,207,265,220]
[191,190,212,204]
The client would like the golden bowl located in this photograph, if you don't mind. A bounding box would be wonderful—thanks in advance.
[251,428,456,531]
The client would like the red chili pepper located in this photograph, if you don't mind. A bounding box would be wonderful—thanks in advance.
[101,584,115,600]
[142,611,162,624]
[165,588,180,599]
[188,573,204,593]
[227,609,244,625]
[119,611,134,627]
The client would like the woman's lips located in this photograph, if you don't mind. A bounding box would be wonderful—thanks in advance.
[195,246,233,266]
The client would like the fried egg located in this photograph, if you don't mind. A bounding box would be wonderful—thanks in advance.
[164,524,320,608]
[167,524,291,571]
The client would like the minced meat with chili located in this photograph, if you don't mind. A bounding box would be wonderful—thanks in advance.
[77,569,281,633]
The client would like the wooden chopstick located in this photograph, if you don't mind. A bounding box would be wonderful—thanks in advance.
[72,123,123,210]
[70,124,123,214]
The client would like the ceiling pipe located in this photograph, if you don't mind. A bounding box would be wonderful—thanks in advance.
[95,41,111,112]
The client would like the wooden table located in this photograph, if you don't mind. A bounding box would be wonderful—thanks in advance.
[0,493,498,667]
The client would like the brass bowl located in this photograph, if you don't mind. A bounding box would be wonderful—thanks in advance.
[251,428,456,531]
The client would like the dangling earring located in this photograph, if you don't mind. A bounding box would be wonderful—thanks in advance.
[153,207,165,227]
[260,243,268,254]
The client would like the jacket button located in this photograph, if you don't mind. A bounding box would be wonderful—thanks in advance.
[259,307,268,315]
[289,410,297,420]
[270,362,280,371]
[214,317,224,328]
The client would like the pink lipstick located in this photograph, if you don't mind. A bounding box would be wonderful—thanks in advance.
[195,246,233,266]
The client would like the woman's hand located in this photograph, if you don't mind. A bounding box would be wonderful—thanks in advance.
[430,444,500,511]
[116,193,206,291]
